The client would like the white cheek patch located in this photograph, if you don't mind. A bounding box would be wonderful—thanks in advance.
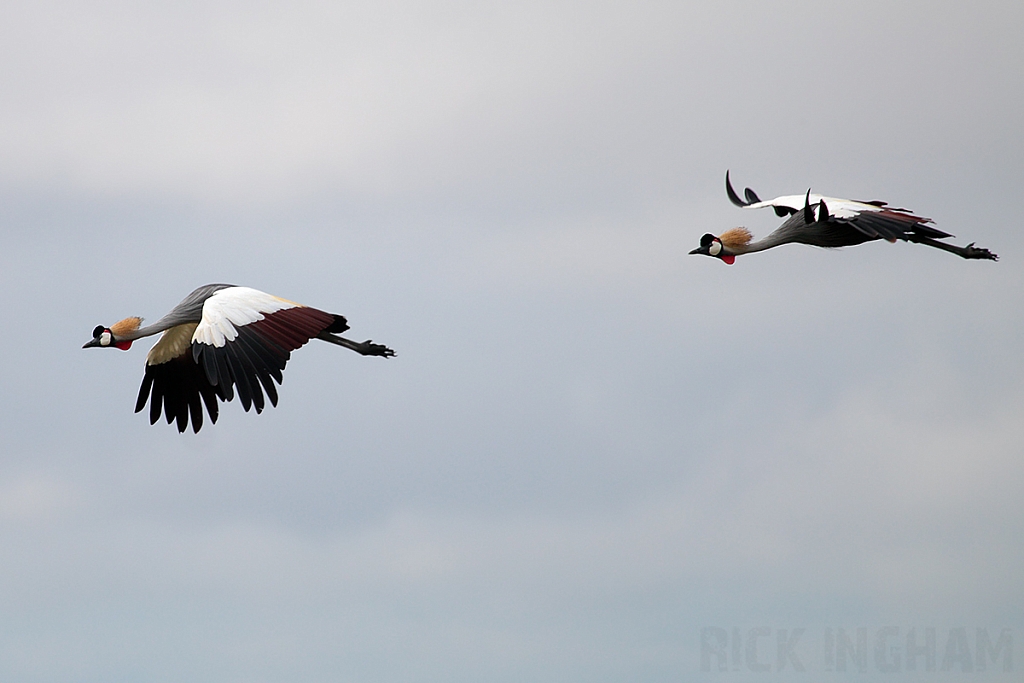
[100,331,112,346]
[709,241,722,256]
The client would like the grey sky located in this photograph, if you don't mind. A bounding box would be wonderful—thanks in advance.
[0,1,1022,681]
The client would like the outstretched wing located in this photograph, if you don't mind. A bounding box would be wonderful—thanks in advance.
[725,170,951,242]
[135,287,348,433]
[135,322,227,433]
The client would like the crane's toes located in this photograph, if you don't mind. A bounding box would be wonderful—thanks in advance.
[360,340,396,357]
[962,243,998,261]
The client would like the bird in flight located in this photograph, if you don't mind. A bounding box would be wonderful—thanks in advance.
[690,171,998,264]
[84,284,394,433]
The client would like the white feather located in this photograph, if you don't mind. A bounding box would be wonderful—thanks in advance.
[745,195,882,220]
[192,287,299,348]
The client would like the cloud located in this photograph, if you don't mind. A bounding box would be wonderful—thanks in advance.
[3,1,1021,206]
[0,1,1022,680]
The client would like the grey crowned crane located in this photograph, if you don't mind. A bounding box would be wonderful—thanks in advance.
[690,172,998,264]
[84,284,395,433]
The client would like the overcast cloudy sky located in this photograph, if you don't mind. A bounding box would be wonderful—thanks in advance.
[1,1,1022,681]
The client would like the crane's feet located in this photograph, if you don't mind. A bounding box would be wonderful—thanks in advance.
[358,340,396,357]
[961,243,998,261]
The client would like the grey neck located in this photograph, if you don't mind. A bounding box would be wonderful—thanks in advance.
[115,283,234,341]
[734,231,792,254]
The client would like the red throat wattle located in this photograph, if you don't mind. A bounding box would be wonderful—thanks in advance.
[721,254,735,265]
[114,340,133,351]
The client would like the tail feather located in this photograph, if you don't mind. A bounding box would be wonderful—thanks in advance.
[325,314,349,334]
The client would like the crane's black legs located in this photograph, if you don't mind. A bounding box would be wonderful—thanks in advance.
[317,332,396,357]
[906,235,998,261]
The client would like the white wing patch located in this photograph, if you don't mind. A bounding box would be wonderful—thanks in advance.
[192,287,301,348]
[746,195,881,220]
[147,323,199,365]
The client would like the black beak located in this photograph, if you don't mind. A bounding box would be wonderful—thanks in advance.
[83,338,102,349]
[689,246,709,256]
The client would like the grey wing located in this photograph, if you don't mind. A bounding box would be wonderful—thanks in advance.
[144,284,237,331]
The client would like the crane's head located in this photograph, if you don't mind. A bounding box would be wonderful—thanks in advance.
[689,233,736,265]
[83,317,142,350]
